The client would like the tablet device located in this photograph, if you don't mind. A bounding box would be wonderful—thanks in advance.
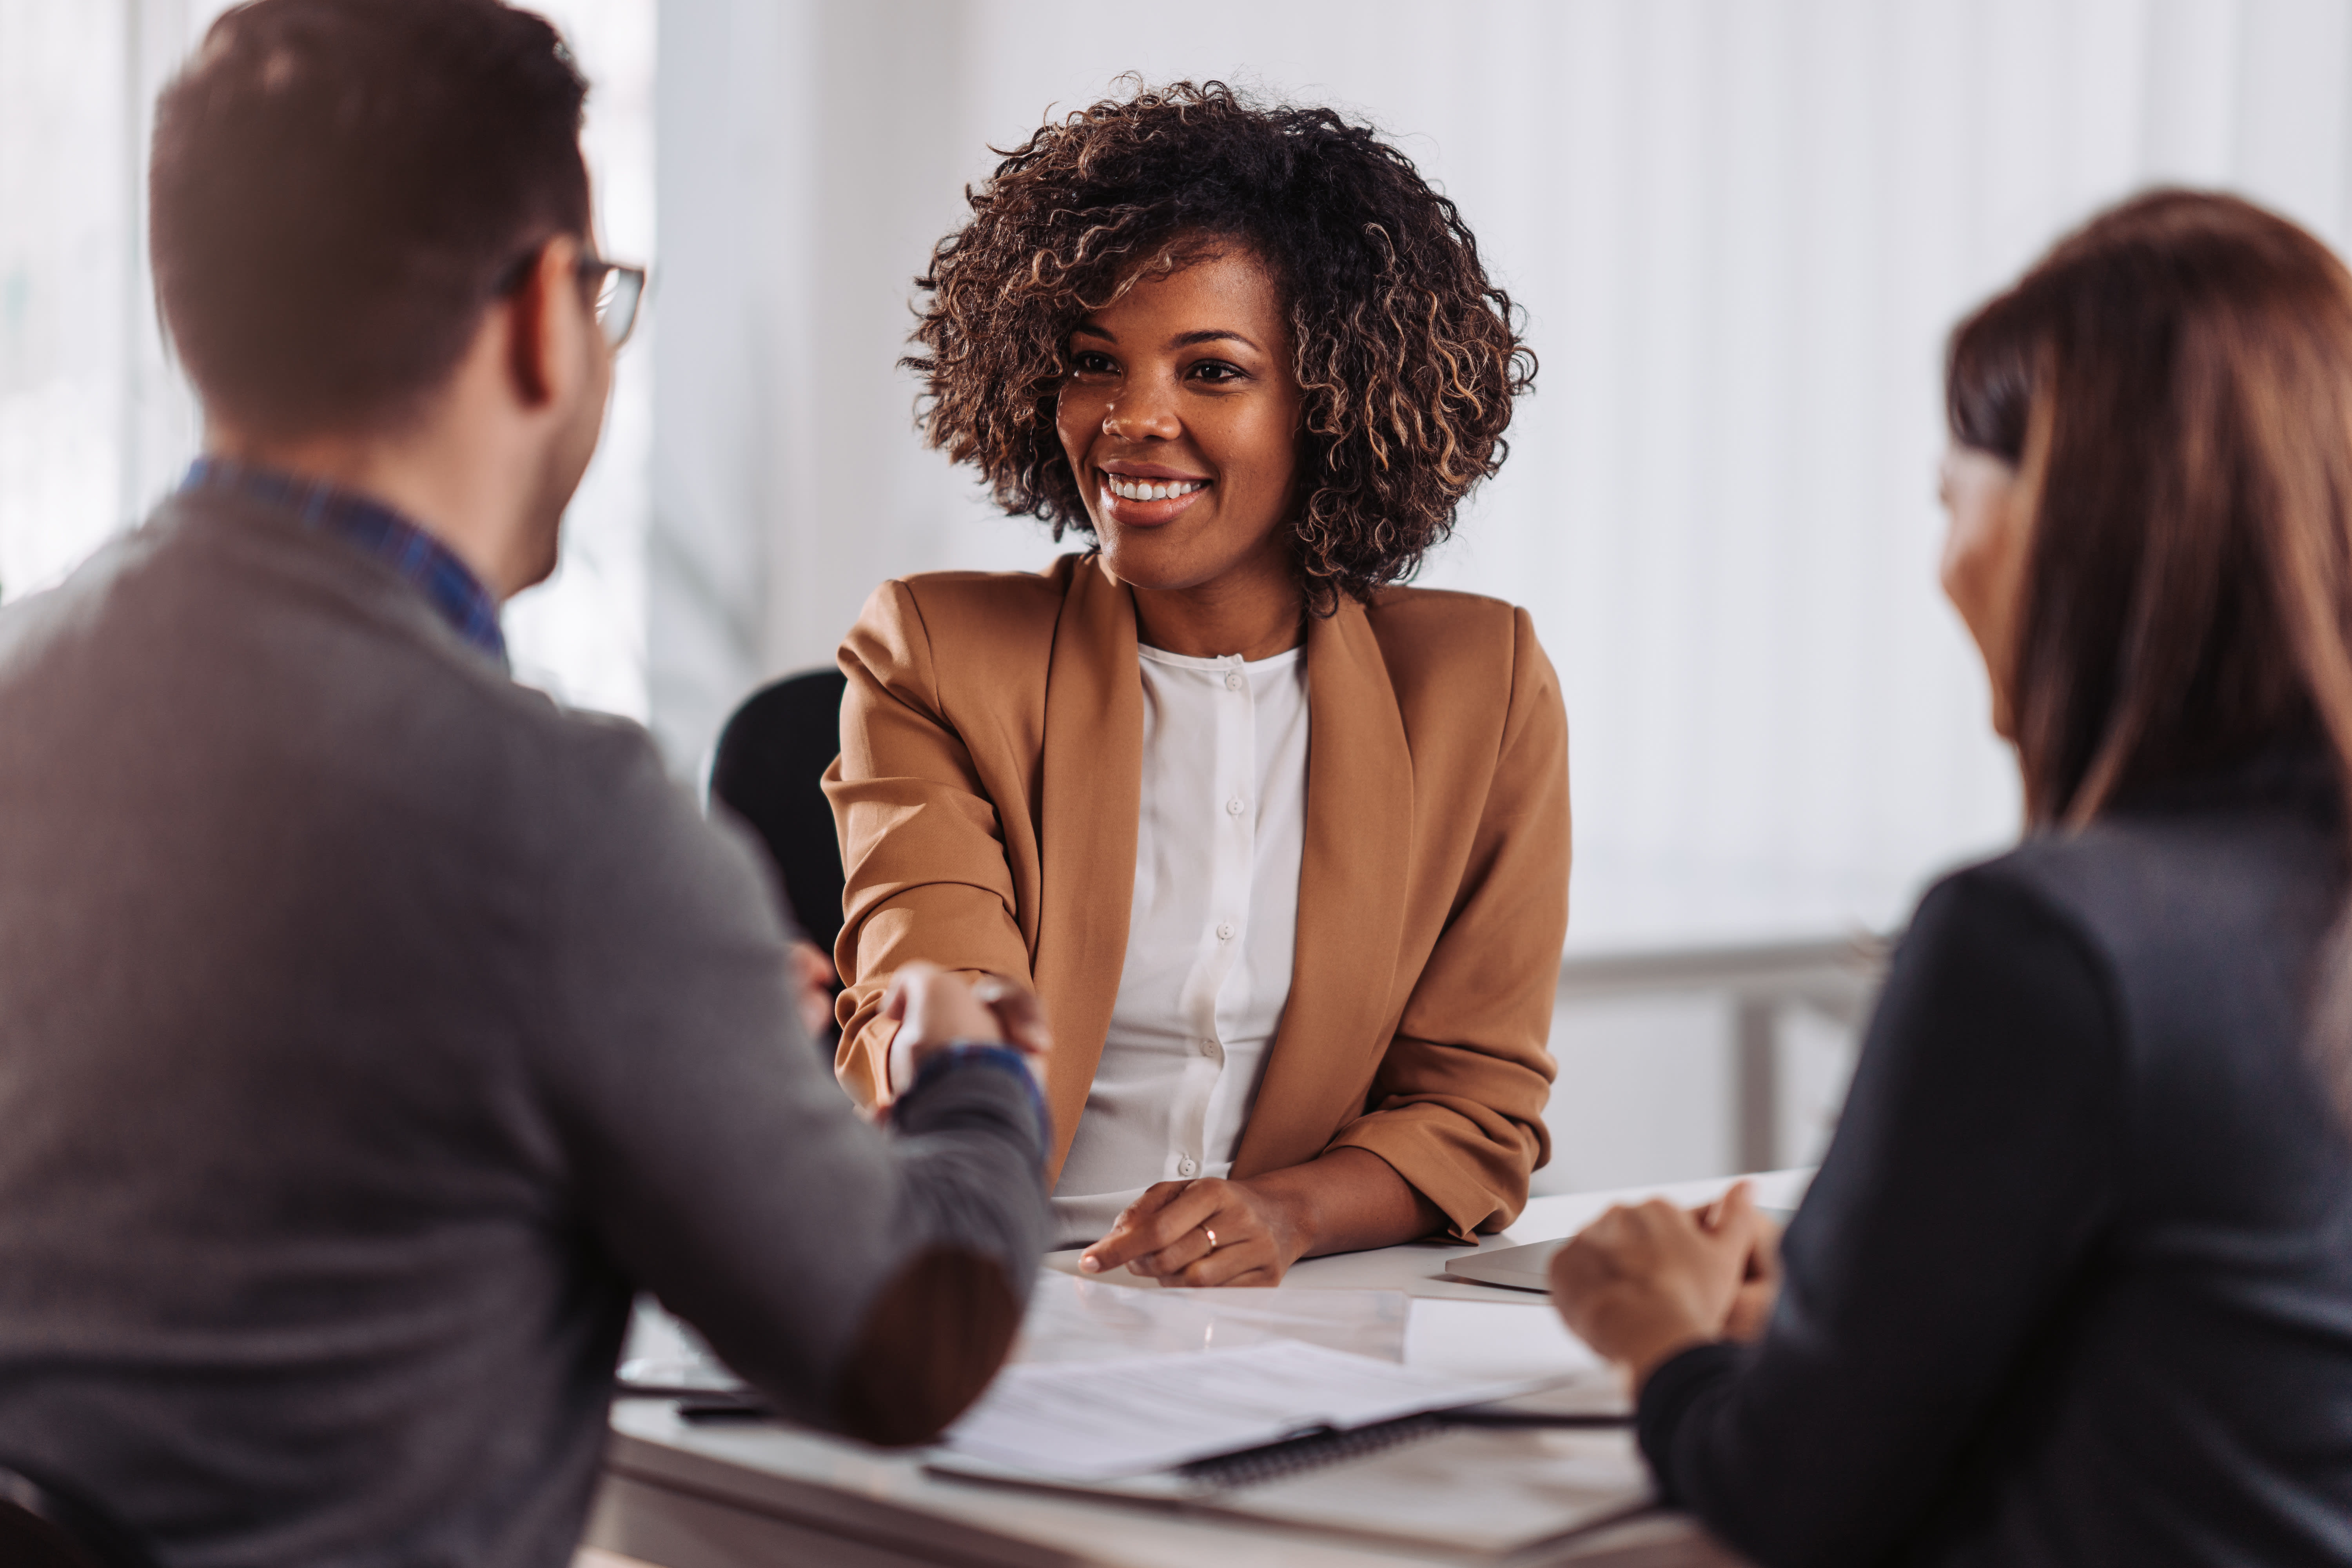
[1444,1208,1795,1294]
[1442,1239,1560,1293]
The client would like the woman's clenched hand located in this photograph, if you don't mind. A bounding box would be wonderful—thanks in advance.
[1548,1180,1777,1390]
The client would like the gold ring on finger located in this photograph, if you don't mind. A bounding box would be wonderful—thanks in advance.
[1203,1227,1220,1252]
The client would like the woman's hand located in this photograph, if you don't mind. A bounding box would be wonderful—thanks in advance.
[1712,1188,1784,1342]
[1548,1181,1772,1390]
[878,961,1052,1096]
[1078,1177,1305,1287]
[1077,1148,1445,1287]
[786,939,837,1043]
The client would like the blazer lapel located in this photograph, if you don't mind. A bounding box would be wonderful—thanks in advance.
[1231,598,1415,1178]
[1033,555,1143,1179]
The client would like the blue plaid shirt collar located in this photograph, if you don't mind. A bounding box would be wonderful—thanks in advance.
[181,457,507,667]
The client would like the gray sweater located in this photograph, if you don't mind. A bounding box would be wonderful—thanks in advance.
[0,488,1050,1567]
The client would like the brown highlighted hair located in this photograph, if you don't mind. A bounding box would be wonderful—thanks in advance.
[151,0,589,436]
[1946,189,2352,828]
[905,80,1536,610]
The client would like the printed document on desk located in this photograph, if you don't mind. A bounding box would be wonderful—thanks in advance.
[942,1339,1546,1480]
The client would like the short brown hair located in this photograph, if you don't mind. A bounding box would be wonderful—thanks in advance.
[150,0,589,435]
[906,80,1535,610]
[1946,190,2352,828]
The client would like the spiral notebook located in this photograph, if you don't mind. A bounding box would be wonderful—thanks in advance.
[924,1341,1653,1555]
[928,1420,1653,1555]
[936,1338,1543,1479]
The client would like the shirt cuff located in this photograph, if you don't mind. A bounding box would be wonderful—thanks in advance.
[1634,1339,1746,1502]
[891,1042,1051,1155]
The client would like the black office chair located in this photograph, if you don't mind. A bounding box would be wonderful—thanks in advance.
[0,1463,158,1568]
[710,667,851,1050]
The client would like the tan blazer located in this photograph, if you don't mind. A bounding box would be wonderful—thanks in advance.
[825,553,1570,1236]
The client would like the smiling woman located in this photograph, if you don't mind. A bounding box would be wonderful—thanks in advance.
[1056,246,1305,661]
[821,81,1566,1285]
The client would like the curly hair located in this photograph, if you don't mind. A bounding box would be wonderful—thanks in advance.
[905,79,1536,608]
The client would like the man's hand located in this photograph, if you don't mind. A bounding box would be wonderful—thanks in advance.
[1078,1176,1304,1288]
[879,961,1051,1096]
[1549,1181,1770,1390]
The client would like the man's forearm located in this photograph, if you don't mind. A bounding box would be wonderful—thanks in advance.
[886,1051,1053,1263]
[825,1054,1051,1442]
[831,1245,1024,1444]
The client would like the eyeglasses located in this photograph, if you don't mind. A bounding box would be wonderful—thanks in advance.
[494,243,648,350]
[583,256,647,349]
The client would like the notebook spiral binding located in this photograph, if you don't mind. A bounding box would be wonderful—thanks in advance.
[1178,1413,1446,1491]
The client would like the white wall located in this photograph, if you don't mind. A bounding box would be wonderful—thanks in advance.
[0,0,654,720]
[505,0,660,720]
[0,0,212,602]
[650,0,2352,959]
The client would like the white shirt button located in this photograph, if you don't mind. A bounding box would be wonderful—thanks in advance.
[1216,921,1235,940]
[1199,1039,1218,1057]
[1224,672,1243,691]
[1226,797,1245,815]
[1178,1156,1199,1177]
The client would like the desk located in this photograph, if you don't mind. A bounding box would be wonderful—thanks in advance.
[584,1171,1810,1568]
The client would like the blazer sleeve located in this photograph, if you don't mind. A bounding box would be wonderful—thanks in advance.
[1327,606,1569,1236]
[826,580,1036,1106]
[1634,867,2123,1564]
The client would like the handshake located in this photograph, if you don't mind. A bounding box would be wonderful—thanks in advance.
[878,961,1052,1100]
[784,945,1049,1102]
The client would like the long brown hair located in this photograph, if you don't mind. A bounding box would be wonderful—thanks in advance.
[1946,189,2352,828]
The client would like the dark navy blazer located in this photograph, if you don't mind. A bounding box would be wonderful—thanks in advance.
[1642,749,2352,1566]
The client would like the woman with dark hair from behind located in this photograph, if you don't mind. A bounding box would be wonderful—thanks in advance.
[1549,189,2352,1564]
[824,82,1565,1283]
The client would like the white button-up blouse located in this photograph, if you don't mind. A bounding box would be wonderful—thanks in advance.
[1048,642,1309,1247]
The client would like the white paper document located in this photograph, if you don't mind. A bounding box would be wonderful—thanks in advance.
[942,1339,1544,1480]
[1014,1271,1410,1365]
